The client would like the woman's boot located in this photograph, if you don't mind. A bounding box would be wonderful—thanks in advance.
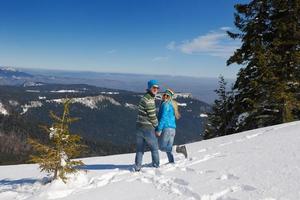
[176,145,188,158]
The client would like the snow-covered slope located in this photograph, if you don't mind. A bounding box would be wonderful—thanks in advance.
[1,121,300,200]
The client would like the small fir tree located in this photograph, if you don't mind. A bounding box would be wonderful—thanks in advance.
[28,99,85,183]
[204,76,235,139]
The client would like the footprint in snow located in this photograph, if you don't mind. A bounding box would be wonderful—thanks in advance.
[198,149,207,153]
[173,178,189,186]
[217,174,239,181]
[180,167,202,175]
[219,142,233,147]
[241,184,256,191]
[85,170,130,189]
[137,169,200,199]
[200,185,241,200]
[205,170,216,174]
[201,184,256,200]
[182,169,215,175]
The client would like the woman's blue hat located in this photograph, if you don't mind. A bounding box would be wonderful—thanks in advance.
[148,80,159,90]
[164,88,175,97]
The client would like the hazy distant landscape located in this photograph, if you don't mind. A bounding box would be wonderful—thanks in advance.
[15,68,233,104]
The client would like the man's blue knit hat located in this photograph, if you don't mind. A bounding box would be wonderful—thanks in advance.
[147,79,159,90]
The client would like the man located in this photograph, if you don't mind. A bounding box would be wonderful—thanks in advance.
[134,79,160,172]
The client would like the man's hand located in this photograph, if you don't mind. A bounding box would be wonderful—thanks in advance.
[155,131,161,137]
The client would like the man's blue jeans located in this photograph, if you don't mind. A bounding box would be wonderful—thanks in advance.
[135,128,160,171]
[159,128,176,163]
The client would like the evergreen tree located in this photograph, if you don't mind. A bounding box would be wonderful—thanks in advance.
[227,0,300,132]
[28,99,86,183]
[204,76,235,139]
[227,0,279,131]
[268,0,300,122]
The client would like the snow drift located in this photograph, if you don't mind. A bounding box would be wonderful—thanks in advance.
[0,121,300,200]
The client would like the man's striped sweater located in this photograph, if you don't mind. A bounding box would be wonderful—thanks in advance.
[136,92,158,130]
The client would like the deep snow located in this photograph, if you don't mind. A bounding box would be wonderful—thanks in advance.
[1,121,300,200]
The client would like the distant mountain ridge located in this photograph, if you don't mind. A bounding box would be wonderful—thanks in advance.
[0,67,33,78]
[0,66,234,103]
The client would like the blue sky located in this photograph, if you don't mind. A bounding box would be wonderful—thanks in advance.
[0,0,246,78]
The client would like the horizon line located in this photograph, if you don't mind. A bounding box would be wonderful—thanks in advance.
[0,65,237,80]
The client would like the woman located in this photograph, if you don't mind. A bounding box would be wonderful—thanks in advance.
[156,89,187,163]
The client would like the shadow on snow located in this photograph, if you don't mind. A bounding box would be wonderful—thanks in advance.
[0,178,42,186]
[80,164,133,171]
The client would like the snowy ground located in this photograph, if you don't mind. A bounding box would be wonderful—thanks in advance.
[1,121,300,200]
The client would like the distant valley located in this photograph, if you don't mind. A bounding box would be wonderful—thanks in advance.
[0,70,211,164]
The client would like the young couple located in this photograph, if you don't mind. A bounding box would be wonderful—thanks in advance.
[134,79,187,172]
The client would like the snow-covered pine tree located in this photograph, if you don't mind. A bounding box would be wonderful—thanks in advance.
[28,99,86,183]
[229,0,274,131]
[226,0,298,132]
[204,76,235,139]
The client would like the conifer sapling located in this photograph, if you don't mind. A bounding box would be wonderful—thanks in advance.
[28,99,86,183]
